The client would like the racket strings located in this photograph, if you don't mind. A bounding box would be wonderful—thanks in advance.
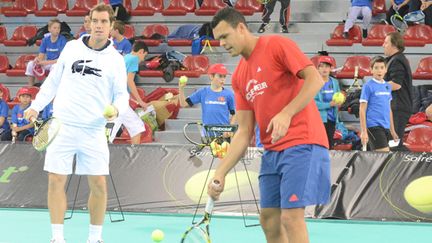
[33,119,61,151]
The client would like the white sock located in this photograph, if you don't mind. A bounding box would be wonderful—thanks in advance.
[88,224,103,242]
[51,224,64,240]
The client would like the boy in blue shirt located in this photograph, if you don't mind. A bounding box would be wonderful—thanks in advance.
[178,63,236,126]
[11,87,34,142]
[110,20,132,55]
[25,18,67,86]
[0,88,11,141]
[343,0,373,39]
[360,56,398,151]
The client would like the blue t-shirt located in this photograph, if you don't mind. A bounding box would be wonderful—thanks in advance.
[351,0,372,9]
[189,87,235,125]
[39,35,67,60]
[113,38,132,55]
[12,104,34,133]
[124,54,139,73]
[42,102,54,121]
[394,0,404,5]
[360,79,392,129]
[321,81,336,122]
[0,100,10,132]
[109,0,123,5]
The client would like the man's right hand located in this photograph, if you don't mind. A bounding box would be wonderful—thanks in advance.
[207,176,225,201]
[24,108,38,121]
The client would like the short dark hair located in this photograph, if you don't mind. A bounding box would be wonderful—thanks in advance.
[113,20,125,35]
[370,55,386,68]
[211,7,247,29]
[387,32,405,52]
[132,41,148,53]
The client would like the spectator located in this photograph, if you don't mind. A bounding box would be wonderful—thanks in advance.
[110,20,132,55]
[11,87,34,142]
[25,18,67,86]
[383,32,413,150]
[343,0,373,39]
[386,0,411,25]
[178,63,236,126]
[110,41,149,144]
[103,0,130,23]
[314,56,342,149]
[0,88,11,141]
[409,0,432,26]
[426,104,432,121]
[257,0,290,33]
[79,14,92,37]
[360,56,398,152]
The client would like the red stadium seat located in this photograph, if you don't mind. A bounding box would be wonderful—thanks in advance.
[372,0,386,16]
[406,127,432,152]
[141,24,169,46]
[123,0,132,12]
[6,54,37,77]
[3,0,37,17]
[167,39,193,46]
[124,24,135,39]
[35,0,68,16]
[0,55,10,73]
[162,0,195,16]
[235,0,263,15]
[412,56,432,80]
[0,26,7,44]
[66,0,98,16]
[362,24,396,46]
[195,0,226,16]
[0,84,11,102]
[326,24,362,46]
[404,24,432,47]
[175,55,210,78]
[3,25,37,46]
[131,0,163,16]
[335,56,371,79]
[113,123,153,144]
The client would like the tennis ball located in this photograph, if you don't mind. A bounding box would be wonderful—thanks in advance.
[332,92,346,105]
[404,176,432,213]
[151,229,164,242]
[103,105,117,118]
[179,75,188,84]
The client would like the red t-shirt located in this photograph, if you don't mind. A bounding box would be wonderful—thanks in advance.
[232,35,328,151]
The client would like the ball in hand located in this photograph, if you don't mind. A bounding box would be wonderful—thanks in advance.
[332,92,346,105]
[151,229,164,242]
[179,75,188,84]
[103,105,117,119]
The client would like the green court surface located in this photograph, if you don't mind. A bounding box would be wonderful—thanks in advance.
[0,208,431,243]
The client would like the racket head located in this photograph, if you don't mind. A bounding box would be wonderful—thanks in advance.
[404,10,425,22]
[181,225,210,243]
[32,117,61,151]
[390,14,408,32]
[183,122,208,147]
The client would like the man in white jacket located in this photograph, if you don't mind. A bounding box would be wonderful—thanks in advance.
[24,4,129,243]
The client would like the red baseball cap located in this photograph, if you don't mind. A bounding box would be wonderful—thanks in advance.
[17,87,32,97]
[317,56,335,67]
[207,63,230,75]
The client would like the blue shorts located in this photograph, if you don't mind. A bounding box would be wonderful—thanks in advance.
[259,144,331,209]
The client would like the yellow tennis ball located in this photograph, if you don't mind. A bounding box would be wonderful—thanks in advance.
[404,176,432,213]
[332,92,346,105]
[179,75,188,84]
[151,229,164,242]
[103,105,117,117]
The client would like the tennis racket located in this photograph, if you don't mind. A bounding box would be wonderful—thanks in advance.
[180,181,219,243]
[403,10,425,23]
[183,122,238,148]
[390,9,408,32]
[30,117,61,151]
[347,66,361,93]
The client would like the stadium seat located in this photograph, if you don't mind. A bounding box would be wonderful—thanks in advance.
[2,0,37,17]
[0,26,7,44]
[124,24,135,39]
[403,25,432,47]
[66,0,98,16]
[6,54,37,77]
[0,55,10,73]
[113,123,153,144]
[326,24,362,46]
[195,0,226,16]
[141,24,169,46]
[372,0,386,16]
[334,56,371,79]
[362,24,396,46]
[162,0,195,16]
[0,84,11,102]
[310,55,337,68]
[123,0,132,12]
[412,56,432,80]
[3,25,38,46]
[235,0,263,15]
[131,0,163,16]
[175,55,210,78]
[35,0,68,16]
[405,126,432,152]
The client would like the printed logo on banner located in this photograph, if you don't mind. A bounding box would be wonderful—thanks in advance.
[0,166,29,183]
[403,153,432,163]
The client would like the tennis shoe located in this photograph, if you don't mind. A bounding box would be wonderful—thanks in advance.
[281,25,289,33]
[257,23,268,33]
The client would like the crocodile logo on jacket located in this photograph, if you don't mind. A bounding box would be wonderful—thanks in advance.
[71,60,102,77]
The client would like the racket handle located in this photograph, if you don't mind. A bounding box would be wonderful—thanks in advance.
[29,116,37,123]
[362,144,367,152]
[205,180,220,214]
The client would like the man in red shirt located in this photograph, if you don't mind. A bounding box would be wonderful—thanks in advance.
[207,7,330,243]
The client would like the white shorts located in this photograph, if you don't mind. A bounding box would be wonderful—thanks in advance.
[25,60,55,76]
[108,106,145,143]
[44,123,109,175]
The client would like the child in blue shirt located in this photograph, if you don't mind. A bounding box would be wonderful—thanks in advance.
[0,88,11,141]
[360,56,398,151]
[11,87,34,142]
[110,20,132,55]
